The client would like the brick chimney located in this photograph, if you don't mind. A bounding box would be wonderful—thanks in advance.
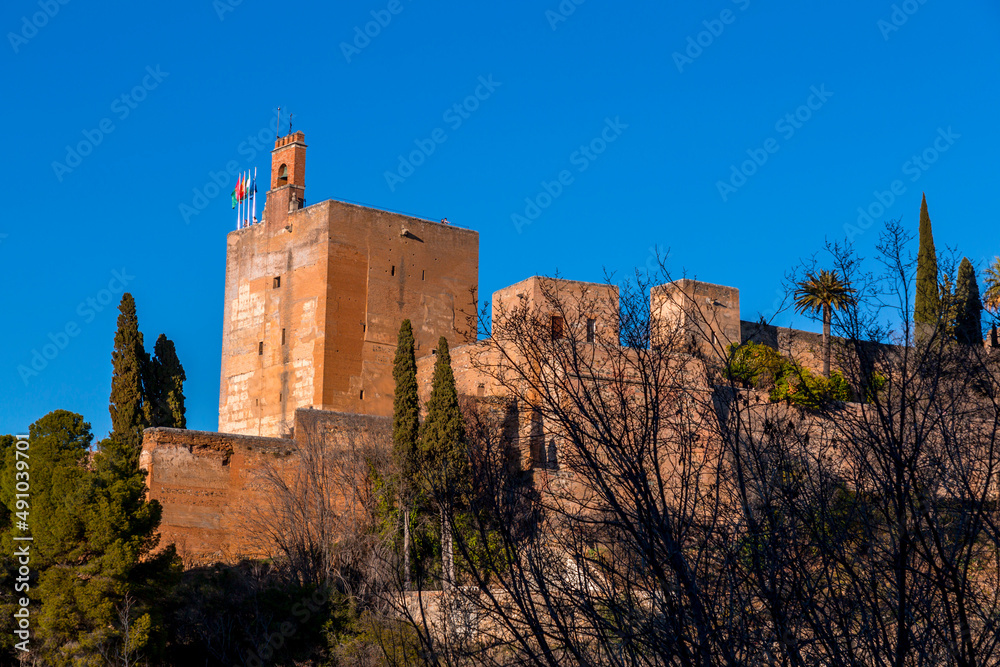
[264,131,307,229]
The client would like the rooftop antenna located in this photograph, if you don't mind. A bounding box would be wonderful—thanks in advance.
[276,106,281,139]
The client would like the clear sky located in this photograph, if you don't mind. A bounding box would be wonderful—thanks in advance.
[3,0,999,439]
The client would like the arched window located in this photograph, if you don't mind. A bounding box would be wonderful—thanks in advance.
[277,164,288,186]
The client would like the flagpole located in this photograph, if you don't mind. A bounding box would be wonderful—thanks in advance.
[253,166,257,223]
[238,172,242,229]
[240,172,244,229]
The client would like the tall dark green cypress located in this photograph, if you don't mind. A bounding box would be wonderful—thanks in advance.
[915,193,940,329]
[418,337,468,500]
[393,320,420,490]
[146,334,187,428]
[954,257,983,346]
[392,320,419,590]
[109,294,148,457]
[419,337,468,588]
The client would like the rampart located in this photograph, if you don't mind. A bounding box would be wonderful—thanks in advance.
[141,408,389,565]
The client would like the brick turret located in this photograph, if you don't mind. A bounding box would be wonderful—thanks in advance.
[264,131,307,230]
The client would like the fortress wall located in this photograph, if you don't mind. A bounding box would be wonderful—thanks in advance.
[142,409,390,566]
[740,320,843,375]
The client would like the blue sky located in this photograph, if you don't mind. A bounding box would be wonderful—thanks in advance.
[3,0,999,438]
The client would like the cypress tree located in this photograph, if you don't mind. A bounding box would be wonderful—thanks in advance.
[419,337,469,500]
[915,193,940,330]
[954,257,983,346]
[392,320,419,590]
[418,337,468,588]
[146,334,187,428]
[393,320,420,490]
[109,293,148,456]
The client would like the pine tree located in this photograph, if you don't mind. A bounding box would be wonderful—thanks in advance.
[392,320,419,590]
[954,257,983,346]
[915,193,940,331]
[146,334,187,428]
[418,337,468,588]
[109,294,148,459]
[3,411,179,665]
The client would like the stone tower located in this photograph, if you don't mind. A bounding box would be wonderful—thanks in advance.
[219,132,479,437]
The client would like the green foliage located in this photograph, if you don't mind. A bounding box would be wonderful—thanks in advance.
[392,320,419,497]
[915,193,941,327]
[954,257,983,346]
[727,343,854,409]
[418,338,470,502]
[145,334,187,428]
[109,293,148,458]
[984,257,1000,314]
[793,270,856,318]
[771,367,852,409]
[862,370,888,403]
[0,411,179,666]
[0,412,91,568]
[726,342,785,389]
[793,269,855,377]
[329,609,423,666]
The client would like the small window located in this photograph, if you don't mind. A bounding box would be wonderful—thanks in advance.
[277,164,288,186]
[359,390,365,400]
[281,329,286,345]
[391,265,395,276]
[422,269,425,280]
[273,276,280,288]
[258,341,263,355]
[551,316,564,340]
[586,318,597,343]
[279,393,282,402]
[477,383,486,397]
[712,331,718,345]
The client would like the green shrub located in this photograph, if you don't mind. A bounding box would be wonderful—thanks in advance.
[726,342,786,389]
[727,343,856,409]
[771,366,853,409]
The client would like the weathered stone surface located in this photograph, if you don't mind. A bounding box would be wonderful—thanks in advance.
[219,132,479,438]
[142,409,388,566]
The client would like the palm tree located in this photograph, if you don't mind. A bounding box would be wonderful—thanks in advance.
[794,270,856,377]
[984,257,1000,347]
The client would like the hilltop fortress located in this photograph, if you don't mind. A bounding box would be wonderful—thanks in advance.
[140,133,838,564]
